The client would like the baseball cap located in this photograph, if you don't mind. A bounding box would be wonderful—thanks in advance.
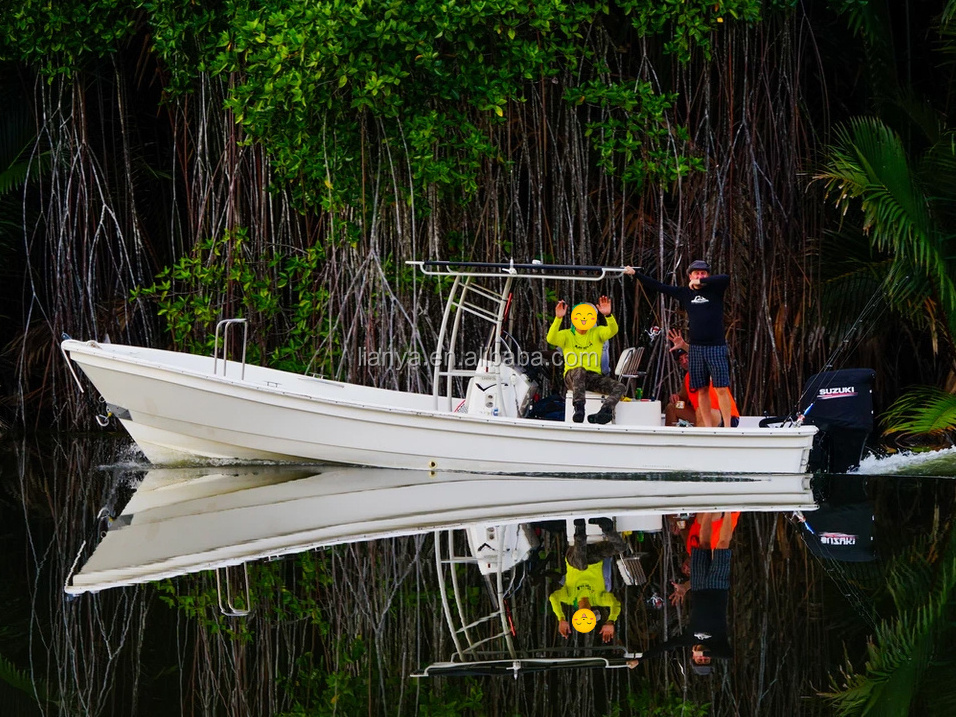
[672,348,687,359]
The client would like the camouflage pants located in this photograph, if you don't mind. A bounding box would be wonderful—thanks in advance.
[564,368,625,407]
[566,527,629,572]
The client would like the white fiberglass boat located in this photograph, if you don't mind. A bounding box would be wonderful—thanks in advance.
[61,261,821,473]
[65,465,815,594]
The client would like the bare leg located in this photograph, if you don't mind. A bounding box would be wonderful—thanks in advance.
[715,386,733,428]
[664,403,678,426]
[715,511,736,549]
[666,403,697,426]
[697,512,714,550]
[697,390,716,427]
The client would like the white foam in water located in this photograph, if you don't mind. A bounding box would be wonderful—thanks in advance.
[857,445,956,476]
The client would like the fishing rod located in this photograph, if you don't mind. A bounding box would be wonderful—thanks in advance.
[818,272,894,375]
[778,272,893,426]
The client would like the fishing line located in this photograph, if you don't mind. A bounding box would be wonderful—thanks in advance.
[790,518,882,632]
[818,277,892,374]
[628,276,675,400]
[773,272,893,426]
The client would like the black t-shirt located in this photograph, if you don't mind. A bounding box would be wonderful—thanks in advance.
[641,589,732,659]
[635,273,730,346]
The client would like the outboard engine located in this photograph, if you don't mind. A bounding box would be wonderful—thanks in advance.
[800,368,876,473]
[801,474,876,562]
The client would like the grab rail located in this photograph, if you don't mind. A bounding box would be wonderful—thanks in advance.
[213,319,248,379]
[215,564,252,617]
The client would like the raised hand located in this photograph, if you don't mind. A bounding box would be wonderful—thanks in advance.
[597,295,612,316]
[667,329,689,352]
[600,623,616,643]
[668,580,689,607]
[558,620,571,638]
[555,300,568,318]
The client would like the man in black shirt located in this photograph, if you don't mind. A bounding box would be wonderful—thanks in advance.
[628,512,735,674]
[625,261,733,428]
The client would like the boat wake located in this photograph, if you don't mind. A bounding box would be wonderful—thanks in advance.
[857,445,956,476]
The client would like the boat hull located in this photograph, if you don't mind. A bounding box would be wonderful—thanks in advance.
[63,340,816,473]
[67,466,815,593]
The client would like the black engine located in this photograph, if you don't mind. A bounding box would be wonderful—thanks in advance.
[799,368,876,473]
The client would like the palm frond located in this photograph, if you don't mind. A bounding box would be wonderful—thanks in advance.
[819,259,894,337]
[883,548,935,610]
[0,652,43,702]
[817,117,956,340]
[824,526,956,716]
[881,386,956,435]
[0,154,31,196]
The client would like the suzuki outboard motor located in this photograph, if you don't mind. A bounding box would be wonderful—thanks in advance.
[800,368,876,473]
[801,474,875,562]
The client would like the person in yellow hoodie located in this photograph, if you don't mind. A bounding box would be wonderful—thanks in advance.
[549,518,626,644]
[546,296,625,424]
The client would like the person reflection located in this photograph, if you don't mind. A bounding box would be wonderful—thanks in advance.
[629,512,736,673]
[549,518,626,644]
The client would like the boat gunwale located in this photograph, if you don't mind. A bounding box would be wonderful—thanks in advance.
[63,339,818,440]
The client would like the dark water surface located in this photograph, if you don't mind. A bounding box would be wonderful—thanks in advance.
[1,433,954,716]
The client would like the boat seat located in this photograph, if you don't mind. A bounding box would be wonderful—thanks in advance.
[614,346,645,397]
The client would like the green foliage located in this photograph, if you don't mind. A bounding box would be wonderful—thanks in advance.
[212,0,605,210]
[141,0,229,96]
[156,575,255,643]
[131,228,337,374]
[566,80,703,188]
[881,386,956,437]
[415,682,485,717]
[277,644,369,717]
[0,0,139,75]
[0,0,772,211]
[204,0,746,210]
[823,525,956,716]
[617,685,710,717]
[0,650,56,705]
[157,549,491,716]
[157,553,334,644]
[620,0,762,62]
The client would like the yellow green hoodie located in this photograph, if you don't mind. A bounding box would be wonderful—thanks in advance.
[548,560,621,622]
[547,315,618,375]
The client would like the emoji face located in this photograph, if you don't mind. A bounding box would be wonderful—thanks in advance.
[571,303,597,332]
[571,608,597,633]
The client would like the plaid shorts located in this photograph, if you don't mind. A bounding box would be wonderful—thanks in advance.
[689,344,730,389]
[690,547,731,591]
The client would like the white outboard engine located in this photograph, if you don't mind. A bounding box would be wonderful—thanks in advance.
[799,368,876,473]
[463,360,535,418]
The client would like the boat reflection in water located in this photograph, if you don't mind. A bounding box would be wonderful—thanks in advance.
[65,465,816,675]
